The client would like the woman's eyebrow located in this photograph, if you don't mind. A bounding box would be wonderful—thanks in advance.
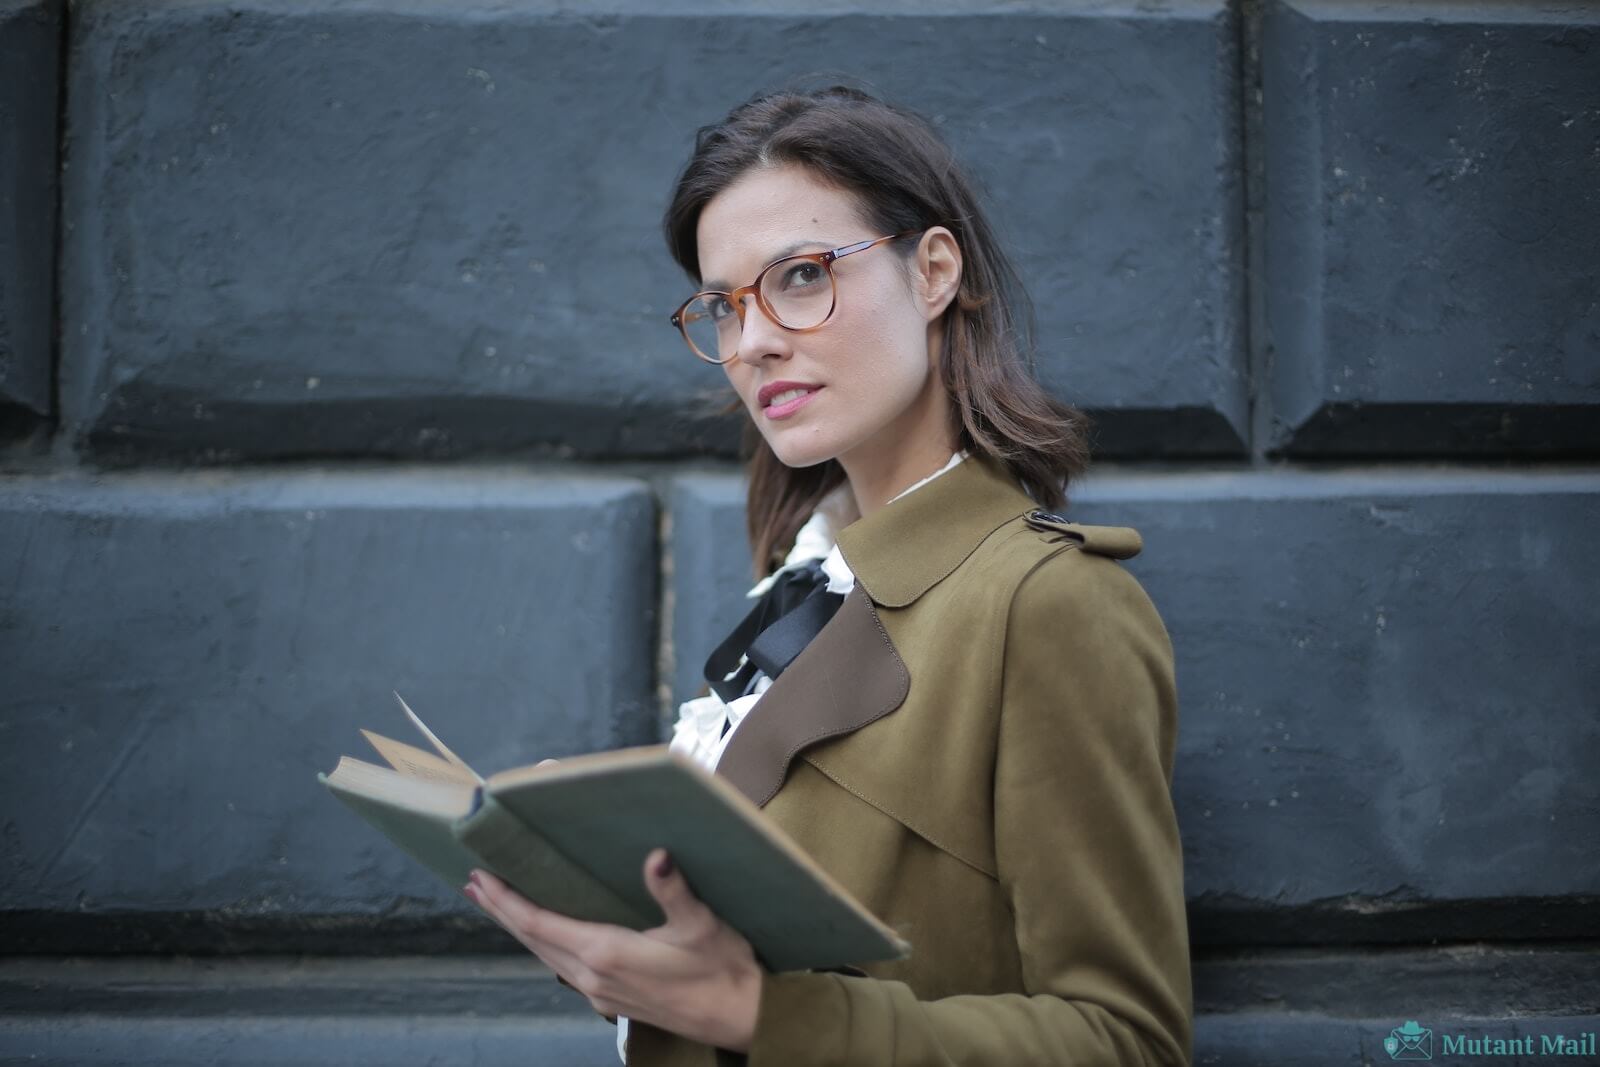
[701,238,830,291]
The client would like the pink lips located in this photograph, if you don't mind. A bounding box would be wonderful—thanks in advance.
[763,386,821,420]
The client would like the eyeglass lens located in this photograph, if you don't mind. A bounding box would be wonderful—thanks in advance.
[680,257,834,363]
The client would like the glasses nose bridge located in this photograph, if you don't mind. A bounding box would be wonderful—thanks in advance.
[728,282,763,327]
[729,280,795,365]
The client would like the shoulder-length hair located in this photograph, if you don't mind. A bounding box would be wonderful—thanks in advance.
[662,85,1092,579]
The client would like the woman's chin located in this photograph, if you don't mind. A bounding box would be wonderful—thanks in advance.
[766,437,840,471]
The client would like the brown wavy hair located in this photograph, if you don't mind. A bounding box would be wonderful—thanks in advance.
[662,85,1092,579]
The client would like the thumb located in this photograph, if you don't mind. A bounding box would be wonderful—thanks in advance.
[641,847,704,928]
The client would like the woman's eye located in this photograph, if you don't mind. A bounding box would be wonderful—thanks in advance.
[780,263,824,290]
[708,296,735,320]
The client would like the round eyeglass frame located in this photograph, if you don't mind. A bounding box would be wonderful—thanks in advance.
[668,230,924,365]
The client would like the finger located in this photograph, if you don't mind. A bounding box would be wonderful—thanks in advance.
[470,869,565,945]
[641,848,715,936]
[465,877,533,944]
[466,873,545,946]
[471,869,606,954]
[466,878,590,977]
[469,869,642,988]
[463,875,512,929]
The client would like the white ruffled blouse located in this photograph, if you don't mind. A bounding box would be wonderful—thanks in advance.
[668,450,968,774]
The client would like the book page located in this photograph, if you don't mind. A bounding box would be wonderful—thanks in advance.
[361,730,479,786]
[321,756,476,817]
[394,691,484,784]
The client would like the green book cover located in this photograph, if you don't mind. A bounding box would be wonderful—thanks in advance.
[319,696,911,973]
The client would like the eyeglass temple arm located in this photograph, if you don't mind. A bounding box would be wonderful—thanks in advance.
[831,231,919,261]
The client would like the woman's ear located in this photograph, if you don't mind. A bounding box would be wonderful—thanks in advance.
[914,227,963,322]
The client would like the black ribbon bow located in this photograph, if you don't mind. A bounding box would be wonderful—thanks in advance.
[703,557,846,707]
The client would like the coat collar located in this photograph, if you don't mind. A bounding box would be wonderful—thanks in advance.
[836,451,1040,608]
[715,453,1037,806]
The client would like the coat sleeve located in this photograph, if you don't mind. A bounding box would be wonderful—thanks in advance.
[738,551,1193,1066]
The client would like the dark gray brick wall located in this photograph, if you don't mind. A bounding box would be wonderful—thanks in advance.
[1069,469,1600,940]
[0,471,656,936]
[0,0,61,421]
[1261,0,1600,457]
[665,473,756,719]
[0,1016,621,1067]
[58,0,1245,464]
[0,957,623,1067]
[3,0,1597,1060]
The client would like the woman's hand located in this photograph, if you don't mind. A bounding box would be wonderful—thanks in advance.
[463,847,764,1053]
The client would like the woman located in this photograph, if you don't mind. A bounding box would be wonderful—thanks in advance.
[464,86,1193,1066]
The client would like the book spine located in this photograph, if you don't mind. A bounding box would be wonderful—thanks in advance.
[455,793,653,929]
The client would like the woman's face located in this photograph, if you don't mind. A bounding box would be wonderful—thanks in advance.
[693,164,959,476]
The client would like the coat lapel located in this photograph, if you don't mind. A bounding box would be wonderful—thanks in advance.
[715,584,908,807]
[713,454,1041,807]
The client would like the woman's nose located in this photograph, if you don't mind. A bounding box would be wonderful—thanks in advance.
[733,295,791,366]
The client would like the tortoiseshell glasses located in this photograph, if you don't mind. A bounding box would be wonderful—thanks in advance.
[669,231,923,365]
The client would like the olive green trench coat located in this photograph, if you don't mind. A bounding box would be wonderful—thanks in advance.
[627,452,1193,1066]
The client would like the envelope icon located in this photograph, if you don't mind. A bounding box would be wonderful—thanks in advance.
[1385,1021,1432,1060]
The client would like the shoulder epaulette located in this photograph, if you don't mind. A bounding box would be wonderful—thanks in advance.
[1022,509,1143,559]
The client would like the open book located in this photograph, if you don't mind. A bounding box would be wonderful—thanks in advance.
[318,695,911,973]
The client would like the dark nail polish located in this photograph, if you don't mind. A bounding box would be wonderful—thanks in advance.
[655,853,674,879]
